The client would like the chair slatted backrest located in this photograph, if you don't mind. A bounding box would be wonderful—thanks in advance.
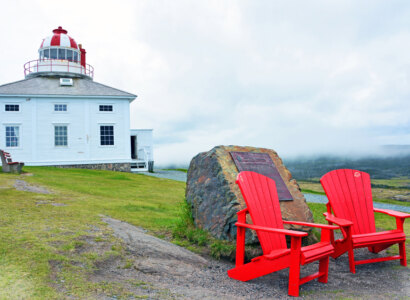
[320,169,376,235]
[5,153,12,163]
[236,171,287,254]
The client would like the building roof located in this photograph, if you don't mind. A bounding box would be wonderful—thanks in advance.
[0,77,136,99]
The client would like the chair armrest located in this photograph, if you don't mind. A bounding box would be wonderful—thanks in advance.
[373,208,410,219]
[236,208,249,223]
[235,222,308,237]
[323,212,353,227]
[283,220,338,230]
[236,208,249,216]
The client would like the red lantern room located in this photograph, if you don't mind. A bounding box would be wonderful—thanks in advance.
[24,26,94,79]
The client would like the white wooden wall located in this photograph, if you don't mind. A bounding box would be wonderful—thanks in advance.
[0,97,132,165]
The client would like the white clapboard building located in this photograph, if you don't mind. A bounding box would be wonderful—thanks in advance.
[0,26,153,172]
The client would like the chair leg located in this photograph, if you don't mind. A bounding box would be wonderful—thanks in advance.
[288,263,301,297]
[318,257,329,283]
[399,241,407,266]
[348,246,356,273]
[288,237,302,297]
[235,227,245,267]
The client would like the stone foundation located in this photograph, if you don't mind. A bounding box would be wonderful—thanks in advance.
[51,163,131,172]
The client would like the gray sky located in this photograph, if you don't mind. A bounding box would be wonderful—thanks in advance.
[1,0,409,166]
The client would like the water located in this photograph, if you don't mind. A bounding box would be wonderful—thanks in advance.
[140,169,187,182]
[303,193,410,213]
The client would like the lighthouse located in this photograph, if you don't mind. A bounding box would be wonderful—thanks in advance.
[0,26,153,171]
[24,26,93,79]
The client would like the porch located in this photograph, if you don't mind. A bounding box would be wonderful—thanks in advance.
[130,129,154,172]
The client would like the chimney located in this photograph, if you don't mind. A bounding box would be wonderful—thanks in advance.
[79,44,86,68]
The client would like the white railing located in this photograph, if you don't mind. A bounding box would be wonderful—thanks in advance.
[24,59,94,78]
[138,148,150,167]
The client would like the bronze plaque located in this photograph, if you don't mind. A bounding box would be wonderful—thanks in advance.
[230,152,293,201]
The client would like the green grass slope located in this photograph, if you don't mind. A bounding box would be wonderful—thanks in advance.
[0,167,185,299]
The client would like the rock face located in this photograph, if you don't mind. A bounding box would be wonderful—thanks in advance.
[186,145,314,242]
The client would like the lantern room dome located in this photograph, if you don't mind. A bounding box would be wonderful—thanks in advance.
[24,26,93,79]
[39,26,78,50]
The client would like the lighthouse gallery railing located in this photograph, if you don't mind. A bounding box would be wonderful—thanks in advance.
[24,59,94,78]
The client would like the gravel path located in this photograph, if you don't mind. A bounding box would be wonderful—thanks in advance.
[142,170,410,213]
[141,170,188,182]
[102,217,410,299]
[13,179,52,194]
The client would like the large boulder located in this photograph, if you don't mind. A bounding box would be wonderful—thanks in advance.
[185,145,314,242]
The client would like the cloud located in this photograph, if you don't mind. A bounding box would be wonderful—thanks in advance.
[1,0,409,166]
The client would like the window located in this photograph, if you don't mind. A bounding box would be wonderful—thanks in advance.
[54,104,67,112]
[50,48,57,59]
[5,104,19,112]
[44,49,50,59]
[5,126,19,147]
[99,105,113,112]
[100,125,114,146]
[74,51,78,62]
[58,48,65,60]
[66,50,73,61]
[54,126,68,147]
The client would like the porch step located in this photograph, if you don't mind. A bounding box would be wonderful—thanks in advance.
[131,160,148,172]
[131,167,148,173]
[131,161,146,168]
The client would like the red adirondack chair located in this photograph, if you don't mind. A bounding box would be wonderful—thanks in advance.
[320,169,410,273]
[228,171,338,297]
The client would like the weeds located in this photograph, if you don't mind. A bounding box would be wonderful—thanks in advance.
[210,241,236,259]
[172,201,210,247]
[172,201,236,259]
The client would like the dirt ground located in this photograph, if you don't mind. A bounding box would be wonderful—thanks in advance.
[97,217,410,300]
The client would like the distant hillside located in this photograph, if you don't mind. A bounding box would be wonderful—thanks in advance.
[284,154,410,180]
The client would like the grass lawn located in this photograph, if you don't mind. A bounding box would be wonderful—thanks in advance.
[0,167,185,299]
[0,167,408,299]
